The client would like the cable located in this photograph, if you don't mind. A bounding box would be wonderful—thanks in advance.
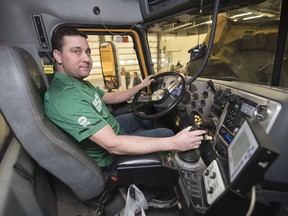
[187,0,220,85]
[197,0,204,45]
[245,185,256,216]
[96,14,139,36]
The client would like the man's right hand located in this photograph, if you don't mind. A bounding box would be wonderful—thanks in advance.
[173,126,207,151]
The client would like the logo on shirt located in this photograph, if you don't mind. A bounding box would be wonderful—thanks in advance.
[92,93,102,113]
[78,116,91,127]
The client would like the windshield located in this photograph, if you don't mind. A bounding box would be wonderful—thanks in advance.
[147,0,288,88]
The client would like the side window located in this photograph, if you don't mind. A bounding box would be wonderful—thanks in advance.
[0,113,12,162]
[85,34,142,91]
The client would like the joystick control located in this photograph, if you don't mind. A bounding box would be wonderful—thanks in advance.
[173,112,208,214]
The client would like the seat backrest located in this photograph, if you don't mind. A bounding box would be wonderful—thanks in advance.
[0,45,105,201]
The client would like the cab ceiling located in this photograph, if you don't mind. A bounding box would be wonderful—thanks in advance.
[0,0,143,43]
[1,0,143,25]
[0,0,281,44]
[0,0,144,76]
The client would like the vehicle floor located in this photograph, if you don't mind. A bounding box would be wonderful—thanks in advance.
[53,178,184,216]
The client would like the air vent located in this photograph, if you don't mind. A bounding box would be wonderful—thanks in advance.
[148,0,177,12]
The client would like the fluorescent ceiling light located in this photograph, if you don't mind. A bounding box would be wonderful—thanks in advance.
[182,20,212,30]
[230,12,252,18]
[165,20,212,32]
[165,22,193,32]
[243,14,264,20]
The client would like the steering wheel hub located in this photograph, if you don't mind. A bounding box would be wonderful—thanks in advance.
[132,72,186,120]
[151,89,167,102]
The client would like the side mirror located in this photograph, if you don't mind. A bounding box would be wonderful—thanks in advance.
[99,41,119,91]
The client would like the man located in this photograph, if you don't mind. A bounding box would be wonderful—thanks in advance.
[44,26,206,170]
[121,66,131,89]
[133,71,141,87]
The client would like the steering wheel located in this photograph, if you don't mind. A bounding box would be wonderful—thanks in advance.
[132,72,186,120]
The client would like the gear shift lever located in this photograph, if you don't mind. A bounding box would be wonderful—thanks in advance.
[175,112,213,170]
[177,124,201,164]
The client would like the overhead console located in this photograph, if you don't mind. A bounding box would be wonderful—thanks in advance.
[139,0,265,22]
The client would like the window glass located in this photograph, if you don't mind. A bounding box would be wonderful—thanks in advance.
[147,0,287,88]
[85,34,142,91]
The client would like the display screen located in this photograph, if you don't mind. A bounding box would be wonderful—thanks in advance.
[228,121,259,182]
[230,131,250,168]
[241,103,256,117]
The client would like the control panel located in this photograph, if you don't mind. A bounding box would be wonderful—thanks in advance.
[216,95,257,158]
[161,77,281,215]
[203,159,225,205]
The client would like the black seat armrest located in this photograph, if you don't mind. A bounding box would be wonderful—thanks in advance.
[115,153,162,169]
[107,153,178,187]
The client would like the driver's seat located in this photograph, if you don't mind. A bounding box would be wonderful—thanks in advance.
[0,45,178,205]
[0,45,105,201]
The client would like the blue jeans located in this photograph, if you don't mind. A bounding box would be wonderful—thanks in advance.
[115,113,174,137]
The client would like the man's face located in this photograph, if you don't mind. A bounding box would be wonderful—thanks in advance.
[54,35,92,80]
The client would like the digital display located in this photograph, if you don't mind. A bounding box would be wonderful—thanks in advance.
[230,131,250,168]
[228,121,259,182]
[241,103,255,117]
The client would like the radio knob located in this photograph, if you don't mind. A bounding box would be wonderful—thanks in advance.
[207,186,214,194]
[209,172,216,179]
[204,169,209,176]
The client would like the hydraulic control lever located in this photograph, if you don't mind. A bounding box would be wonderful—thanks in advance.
[176,111,214,164]
[177,116,206,164]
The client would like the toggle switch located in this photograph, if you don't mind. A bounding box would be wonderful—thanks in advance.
[204,134,213,141]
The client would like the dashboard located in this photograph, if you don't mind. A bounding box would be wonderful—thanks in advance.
[157,76,287,215]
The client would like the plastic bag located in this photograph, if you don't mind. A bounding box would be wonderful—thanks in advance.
[123,185,148,216]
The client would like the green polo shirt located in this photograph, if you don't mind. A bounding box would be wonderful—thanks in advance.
[44,72,120,168]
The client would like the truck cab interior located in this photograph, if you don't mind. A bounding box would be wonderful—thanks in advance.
[0,0,287,216]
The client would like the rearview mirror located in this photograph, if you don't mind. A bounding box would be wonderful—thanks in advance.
[99,41,119,91]
[188,44,207,61]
